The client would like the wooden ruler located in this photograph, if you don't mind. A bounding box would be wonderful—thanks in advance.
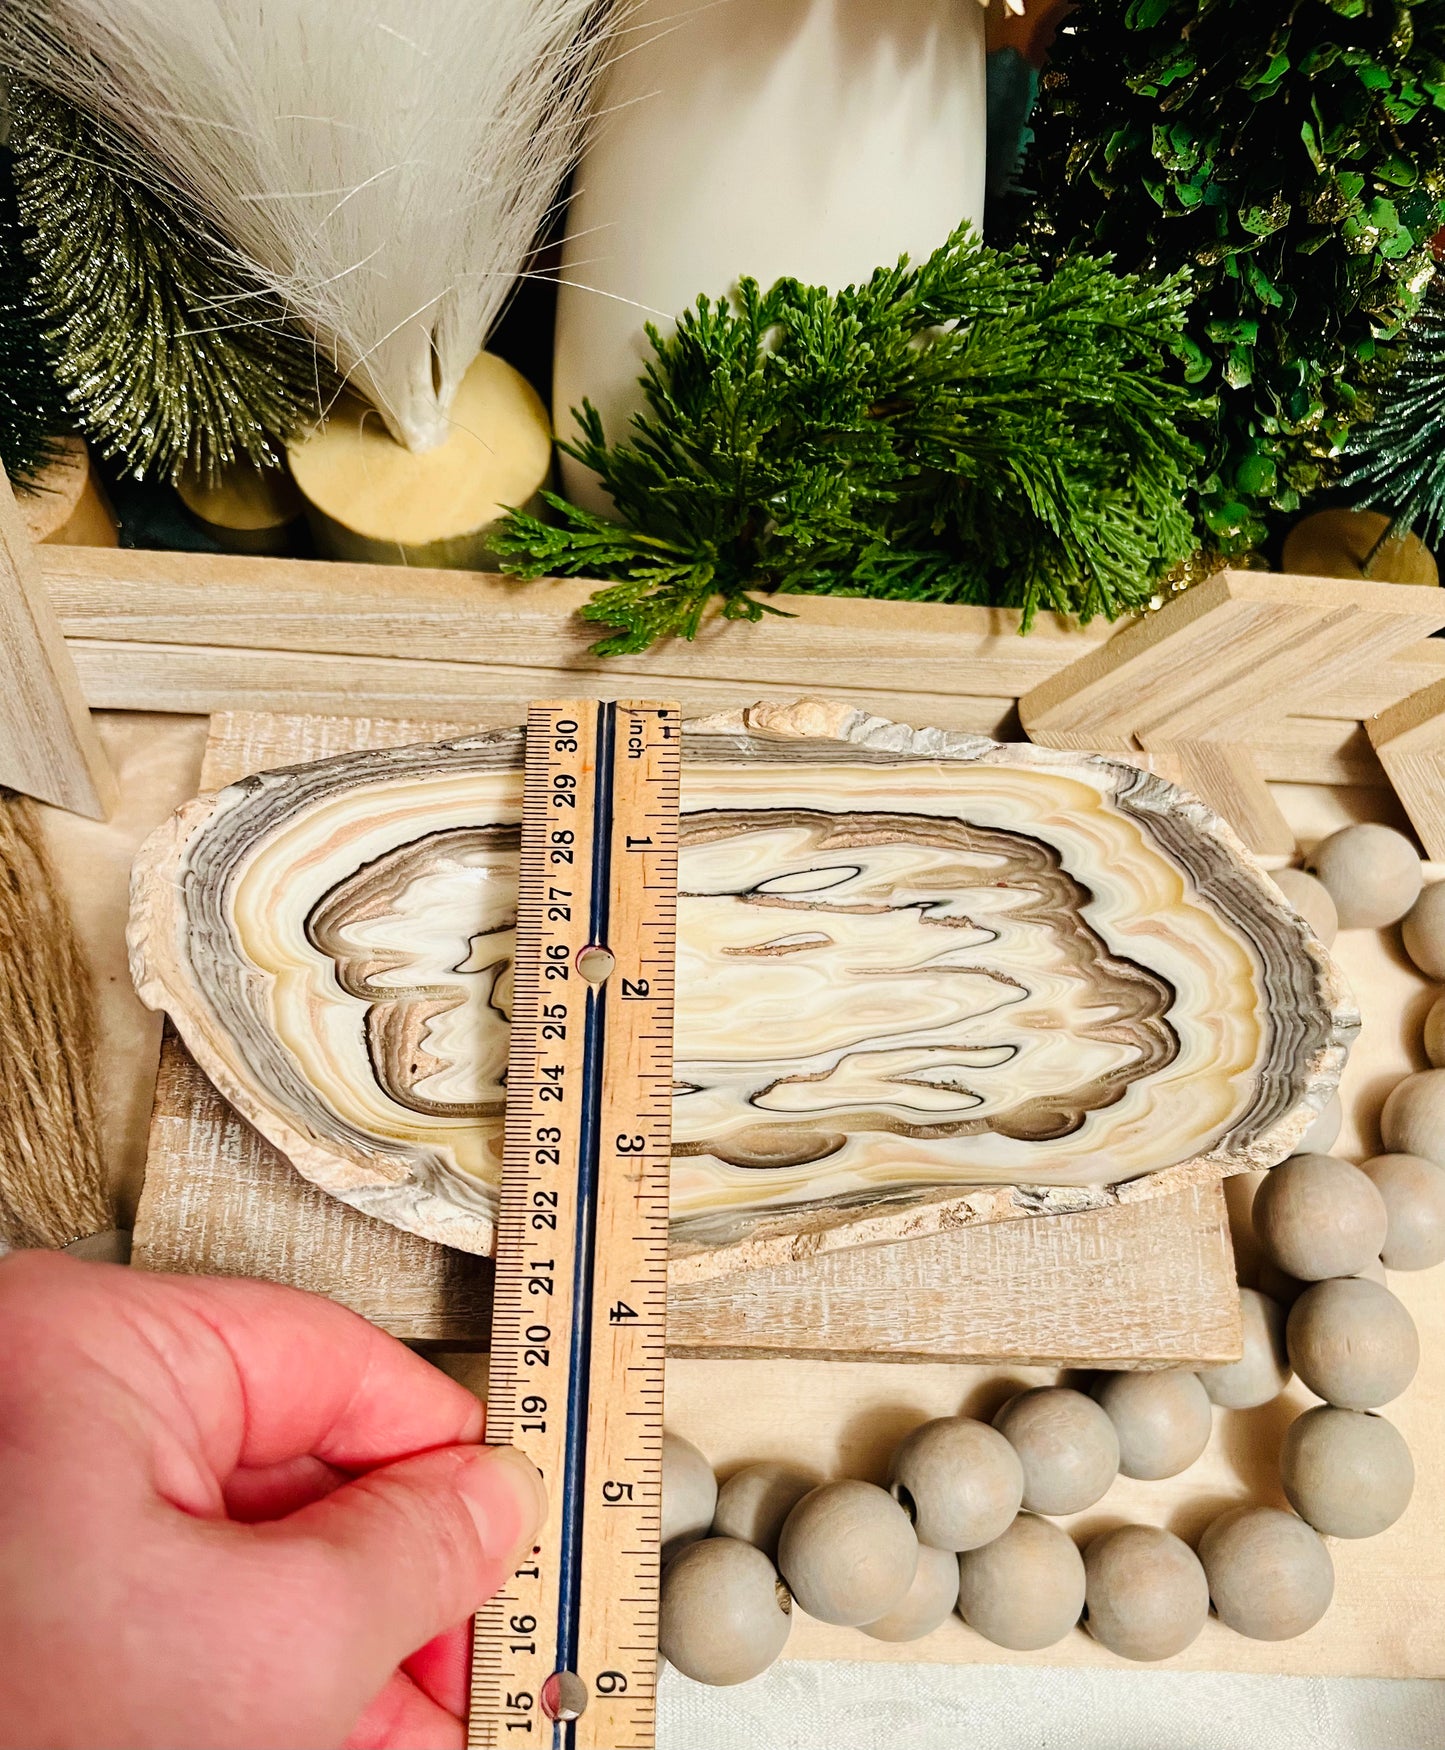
[470,700,680,1750]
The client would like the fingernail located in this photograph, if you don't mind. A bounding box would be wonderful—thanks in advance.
[456,1445,548,1570]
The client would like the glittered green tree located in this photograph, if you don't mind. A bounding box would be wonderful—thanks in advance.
[1013,0,1445,551]
[496,226,1211,653]
[1340,277,1445,548]
[0,148,68,487]
[6,83,326,484]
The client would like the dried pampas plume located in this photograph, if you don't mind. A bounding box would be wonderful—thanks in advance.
[0,0,628,452]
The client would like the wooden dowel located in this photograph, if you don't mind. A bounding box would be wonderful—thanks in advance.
[0,465,115,819]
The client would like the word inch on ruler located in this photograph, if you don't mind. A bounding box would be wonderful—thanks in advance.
[471,699,681,1750]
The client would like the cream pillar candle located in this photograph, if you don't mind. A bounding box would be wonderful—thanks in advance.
[554,0,988,514]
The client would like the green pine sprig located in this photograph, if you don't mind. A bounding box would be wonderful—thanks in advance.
[1010,0,1445,551]
[495,225,1211,654]
[7,83,328,484]
[0,147,68,487]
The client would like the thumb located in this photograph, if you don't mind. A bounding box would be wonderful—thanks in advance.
[272,1443,547,1680]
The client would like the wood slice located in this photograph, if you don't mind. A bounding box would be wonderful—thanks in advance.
[1282,508,1438,588]
[128,700,1355,1285]
[286,352,551,568]
[19,438,118,548]
[176,460,304,557]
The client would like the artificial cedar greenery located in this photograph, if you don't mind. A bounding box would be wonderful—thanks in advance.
[1340,277,1445,548]
[495,226,1211,654]
[6,83,325,484]
[1013,0,1445,551]
[0,147,68,487]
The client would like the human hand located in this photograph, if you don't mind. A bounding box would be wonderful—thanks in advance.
[0,1252,546,1750]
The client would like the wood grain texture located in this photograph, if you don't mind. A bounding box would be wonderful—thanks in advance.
[43,546,1445,719]
[1367,678,1445,860]
[667,1180,1240,1365]
[68,638,1020,741]
[64,638,1388,788]
[41,551,1444,804]
[1019,571,1445,854]
[131,706,1245,1367]
[134,1016,1241,1364]
[0,471,115,818]
[134,1040,494,1340]
[42,544,1107,697]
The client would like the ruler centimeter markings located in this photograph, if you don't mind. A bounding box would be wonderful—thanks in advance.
[470,699,680,1750]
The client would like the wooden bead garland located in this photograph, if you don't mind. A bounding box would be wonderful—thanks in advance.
[658,852,1444,1685]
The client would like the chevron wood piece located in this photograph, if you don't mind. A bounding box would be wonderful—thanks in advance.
[1019,571,1445,854]
[0,467,115,818]
[1369,678,1445,861]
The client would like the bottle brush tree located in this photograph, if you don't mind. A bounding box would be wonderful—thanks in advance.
[6,82,326,484]
[0,148,67,488]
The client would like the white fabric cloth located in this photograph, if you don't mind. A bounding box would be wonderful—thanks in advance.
[658,1662,1445,1749]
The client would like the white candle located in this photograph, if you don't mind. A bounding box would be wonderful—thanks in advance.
[554,0,988,513]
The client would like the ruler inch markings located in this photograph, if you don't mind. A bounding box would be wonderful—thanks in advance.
[470,700,679,1750]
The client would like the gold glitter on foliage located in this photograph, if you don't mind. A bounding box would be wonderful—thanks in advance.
[7,83,328,484]
[1145,547,1241,614]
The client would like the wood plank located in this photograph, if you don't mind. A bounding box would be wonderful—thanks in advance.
[1368,678,1445,860]
[42,543,1111,698]
[67,638,1020,741]
[55,639,1400,789]
[668,1180,1239,1366]
[1020,571,1445,853]
[0,472,115,817]
[130,705,1242,1368]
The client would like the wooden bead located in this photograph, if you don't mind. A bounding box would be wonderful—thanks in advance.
[1287,1277,1419,1409]
[1092,1370,1213,1481]
[956,1513,1086,1651]
[993,1388,1119,1516]
[662,1431,718,1559]
[777,1481,918,1627]
[1381,1069,1445,1161]
[1198,1506,1334,1641]
[712,1463,820,1561]
[1253,1153,1389,1281]
[1424,992,1445,1068]
[859,1542,960,1643]
[1196,1288,1291,1409]
[1403,881,1445,980]
[1083,1525,1209,1661]
[659,1536,792,1684]
[1280,1407,1415,1539]
[1306,824,1422,929]
[1360,1153,1445,1271]
[1270,867,1339,948]
[888,1417,1024,1551]
[1295,1095,1342,1157]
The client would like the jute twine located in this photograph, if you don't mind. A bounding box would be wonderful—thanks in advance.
[0,788,108,1247]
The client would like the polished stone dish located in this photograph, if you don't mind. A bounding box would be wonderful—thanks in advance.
[129,700,1356,1282]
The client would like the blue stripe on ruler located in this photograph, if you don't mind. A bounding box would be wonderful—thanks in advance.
[552,699,616,1750]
